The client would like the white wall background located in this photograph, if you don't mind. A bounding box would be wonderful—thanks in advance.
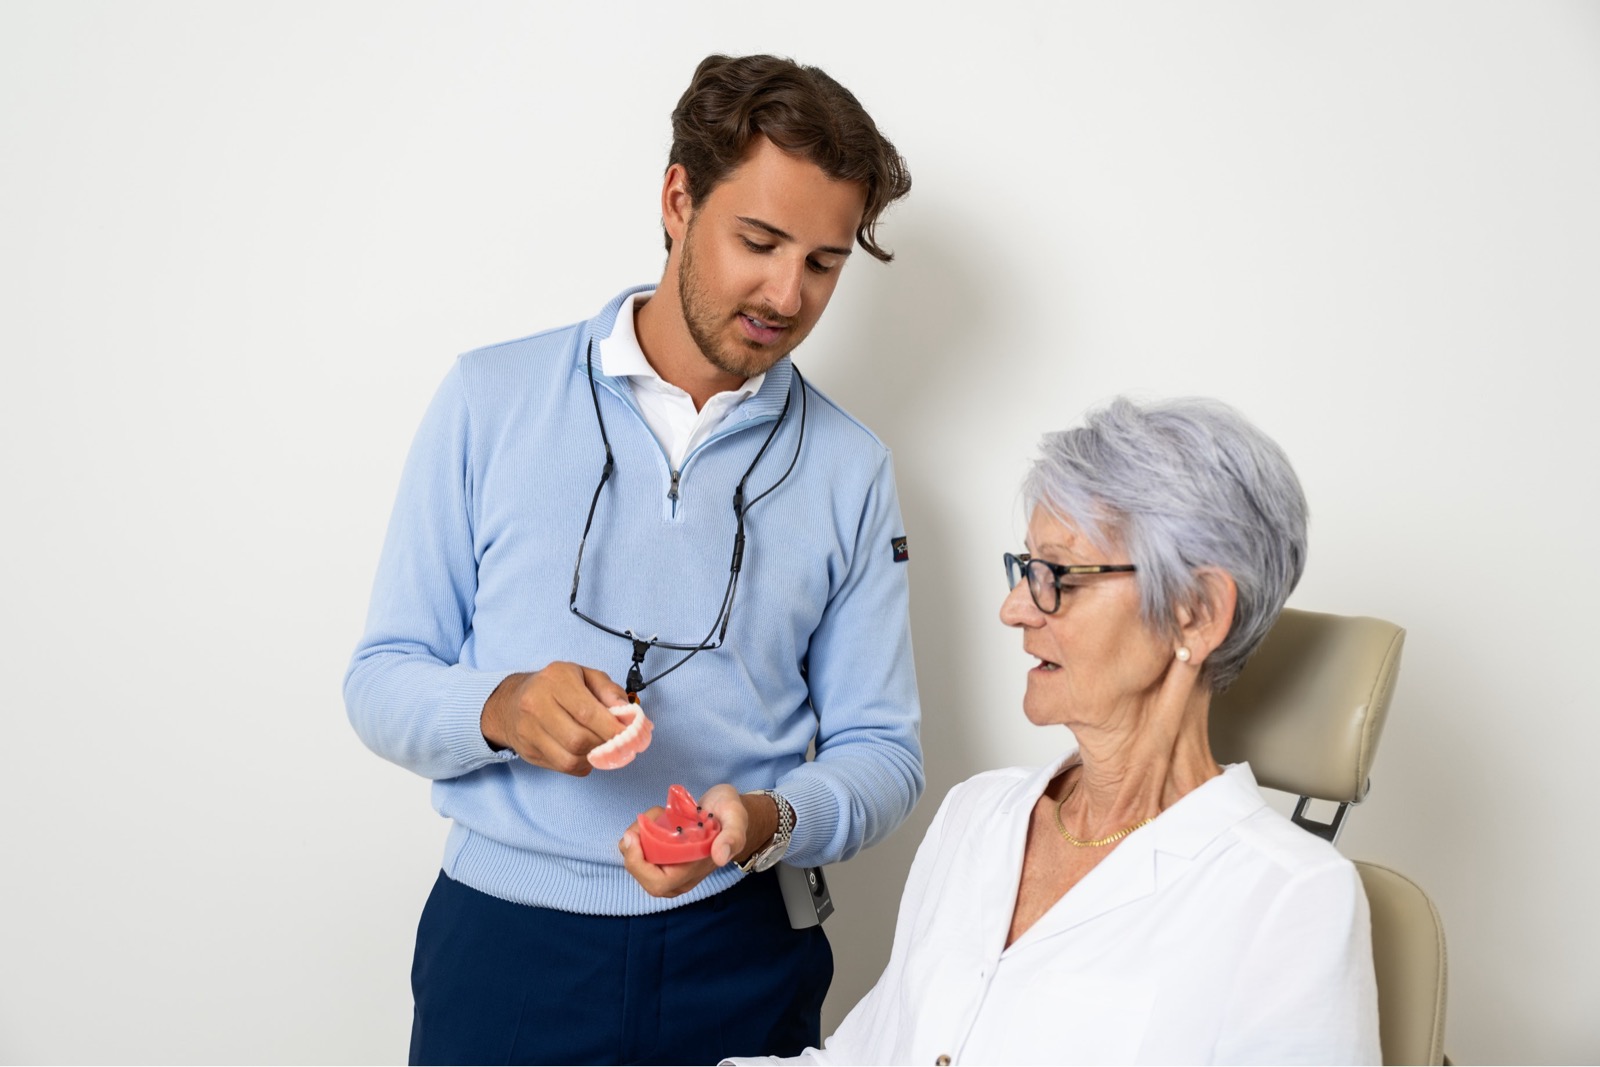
[3,2,1596,1063]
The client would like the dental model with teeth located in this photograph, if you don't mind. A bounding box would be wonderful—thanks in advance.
[346,53,920,1066]
[726,398,1378,1065]
[585,704,654,770]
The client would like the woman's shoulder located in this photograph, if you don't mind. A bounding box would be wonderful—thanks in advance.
[1215,767,1361,881]
[931,762,1058,832]
[956,763,1038,788]
[1239,809,1359,880]
[904,766,1043,890]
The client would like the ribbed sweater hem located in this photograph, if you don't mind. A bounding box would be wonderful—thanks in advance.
[441,822,746,916]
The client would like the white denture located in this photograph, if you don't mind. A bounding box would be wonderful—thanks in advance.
[586,704,654,770]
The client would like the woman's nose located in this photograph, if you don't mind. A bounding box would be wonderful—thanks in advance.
[999,579,1040,627]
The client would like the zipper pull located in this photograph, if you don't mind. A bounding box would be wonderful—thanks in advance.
[668,468,681,502]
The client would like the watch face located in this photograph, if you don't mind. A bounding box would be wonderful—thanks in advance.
[751,836,791,873]
[739,790,794,873]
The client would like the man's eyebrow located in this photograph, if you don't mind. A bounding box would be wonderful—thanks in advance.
[737,216,854,258]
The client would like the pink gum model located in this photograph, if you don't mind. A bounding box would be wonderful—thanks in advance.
[637,784,721,865]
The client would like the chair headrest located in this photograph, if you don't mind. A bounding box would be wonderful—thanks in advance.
[1210,608,1404,804]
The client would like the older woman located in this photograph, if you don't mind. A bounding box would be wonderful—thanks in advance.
[729,397,1379,1065]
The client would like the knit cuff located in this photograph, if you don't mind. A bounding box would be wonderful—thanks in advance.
[772,771,840,867]
[440,668,519,771]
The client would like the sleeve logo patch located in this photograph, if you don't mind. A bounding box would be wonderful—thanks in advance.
[891,536,909,562]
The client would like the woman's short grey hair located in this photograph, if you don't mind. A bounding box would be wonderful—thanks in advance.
[1023,396,1308,691]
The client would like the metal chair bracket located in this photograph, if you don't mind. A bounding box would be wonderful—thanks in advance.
[1292,796,1350,843]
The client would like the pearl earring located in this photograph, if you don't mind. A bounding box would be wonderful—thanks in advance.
[1175,646,1191,663]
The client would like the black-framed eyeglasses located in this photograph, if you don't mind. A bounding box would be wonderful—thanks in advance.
[1003,552,1137,614]
[569,339,806,696]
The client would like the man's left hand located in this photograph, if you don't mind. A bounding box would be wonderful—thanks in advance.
[619,785,779,898]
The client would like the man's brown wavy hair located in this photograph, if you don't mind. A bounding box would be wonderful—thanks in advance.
[665,54,912,263]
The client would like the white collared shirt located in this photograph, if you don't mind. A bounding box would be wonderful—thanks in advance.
[598,290,765,470]
[727,753,1379,1065]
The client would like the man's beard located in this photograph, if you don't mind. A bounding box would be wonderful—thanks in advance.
[677,223,799,380]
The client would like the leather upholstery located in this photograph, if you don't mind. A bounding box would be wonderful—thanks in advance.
[1210,608,1405,803]
[1209,607,1447,1065]
[1358,862,1449,1066]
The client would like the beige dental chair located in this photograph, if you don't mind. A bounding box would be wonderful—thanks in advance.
[1210,609,1448,1066]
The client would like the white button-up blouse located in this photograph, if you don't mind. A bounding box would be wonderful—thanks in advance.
[729,750,1379,1065]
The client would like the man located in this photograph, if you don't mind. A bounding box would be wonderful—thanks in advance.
[345,54,921,1064]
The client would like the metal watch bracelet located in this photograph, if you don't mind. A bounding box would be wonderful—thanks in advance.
[737,789,794,873]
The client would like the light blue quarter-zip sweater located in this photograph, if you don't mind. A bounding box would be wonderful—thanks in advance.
[345,286,924,915]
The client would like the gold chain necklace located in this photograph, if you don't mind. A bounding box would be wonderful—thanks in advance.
[1053,779,1155,848]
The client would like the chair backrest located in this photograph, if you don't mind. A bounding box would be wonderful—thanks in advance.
[1210,608,1405,840]
[1210,608,1448,1065]
[1357,862,1449,1066]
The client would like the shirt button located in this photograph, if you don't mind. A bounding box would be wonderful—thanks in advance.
[935,1056,952,1065]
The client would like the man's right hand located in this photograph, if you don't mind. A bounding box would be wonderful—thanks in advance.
[480,662,631,775]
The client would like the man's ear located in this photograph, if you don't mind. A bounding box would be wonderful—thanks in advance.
[1178,568,1238,665]
[661,163,695,248]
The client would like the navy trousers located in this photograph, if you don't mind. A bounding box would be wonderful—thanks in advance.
[409,870,833,1066]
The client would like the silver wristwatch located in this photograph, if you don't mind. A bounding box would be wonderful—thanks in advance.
[737,789,794,873]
